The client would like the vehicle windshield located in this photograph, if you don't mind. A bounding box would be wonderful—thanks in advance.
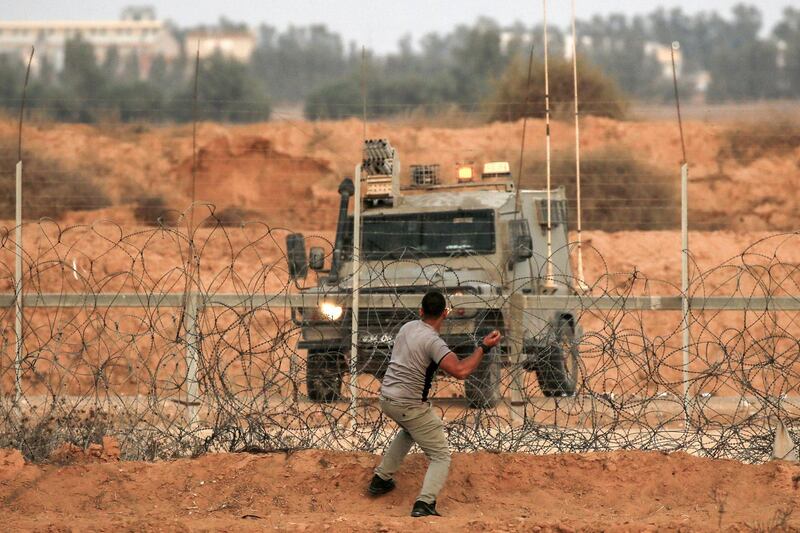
[342,209,495,259]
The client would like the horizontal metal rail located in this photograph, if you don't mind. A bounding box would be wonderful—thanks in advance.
[0,293,798,311]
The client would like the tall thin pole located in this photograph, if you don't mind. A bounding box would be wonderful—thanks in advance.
[680,162,689,403]
[190,43,199,235]
[514,46,535,216]
[671,41,690,421]
[15,47,34,404]
[570,0,588,292]
[349,165,362,422]
[361,46,367,142]
[671,43,688,166]
[542,0,556,291]
[184,43,201,423]
[349,47,368,422]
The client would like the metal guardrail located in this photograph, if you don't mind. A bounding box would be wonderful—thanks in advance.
[1,293,799,310]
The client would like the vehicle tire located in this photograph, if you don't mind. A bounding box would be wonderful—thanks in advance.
[464,345,501,409]
[535,318,579,397]
[306,350,345,402]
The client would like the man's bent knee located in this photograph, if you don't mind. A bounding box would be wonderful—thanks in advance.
[433,453,451,467]
[425,444,451,463]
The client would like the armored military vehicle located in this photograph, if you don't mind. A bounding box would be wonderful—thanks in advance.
[287,139,579,407]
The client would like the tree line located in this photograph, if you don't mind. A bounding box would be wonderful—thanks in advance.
[0,37,271,123]
[0,4,797,123]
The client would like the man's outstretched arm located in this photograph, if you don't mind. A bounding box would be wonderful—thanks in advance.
[438,330,502,380]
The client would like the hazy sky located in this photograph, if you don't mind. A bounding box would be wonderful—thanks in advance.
[2,1,791,53]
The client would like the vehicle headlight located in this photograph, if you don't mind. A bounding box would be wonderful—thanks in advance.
[319,302,343,321]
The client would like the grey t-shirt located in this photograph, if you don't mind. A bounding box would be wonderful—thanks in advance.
[381,320,452,402]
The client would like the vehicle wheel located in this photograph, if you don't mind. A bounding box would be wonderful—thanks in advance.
[306,350,345,402]
[464,345,501,409]
[535,318,579,397]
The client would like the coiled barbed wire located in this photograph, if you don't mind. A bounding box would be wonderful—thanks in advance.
[0,207,797,464]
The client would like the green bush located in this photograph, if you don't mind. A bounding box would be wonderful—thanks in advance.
[132,194,179,226]
[304,74,456,120]
[486,55,627,122]
[304,78,361,120]
[206,205,259,227]
[169,52,271,123]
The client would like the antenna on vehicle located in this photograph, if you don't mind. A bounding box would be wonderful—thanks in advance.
[514,45,535,218]
[541,0,557,294]
[571,0,589,293]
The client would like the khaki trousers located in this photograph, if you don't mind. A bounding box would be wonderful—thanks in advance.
[374,397,451,504]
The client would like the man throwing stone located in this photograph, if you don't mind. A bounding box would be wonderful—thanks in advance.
[367,290,502,517]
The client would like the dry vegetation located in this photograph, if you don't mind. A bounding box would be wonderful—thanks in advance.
[522,144,679,230]
[720,118,800,165]
[486,55,627,122]
[0,134,110,219]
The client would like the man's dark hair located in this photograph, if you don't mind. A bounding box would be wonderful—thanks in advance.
[421,290,447,318]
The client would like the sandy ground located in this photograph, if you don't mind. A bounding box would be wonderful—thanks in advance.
[1,447,799,532]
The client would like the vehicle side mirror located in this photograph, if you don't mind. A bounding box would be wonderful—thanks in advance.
[309,246,325,271]
[286,233,308,280]
[508,219,533,268]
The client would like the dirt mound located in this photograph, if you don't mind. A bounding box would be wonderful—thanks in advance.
[173,133,340,228]
[0,448,24,481]
[1,449,798,531]
[48,436,121,465]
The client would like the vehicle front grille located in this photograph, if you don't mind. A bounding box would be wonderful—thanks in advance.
[356,307,417,328]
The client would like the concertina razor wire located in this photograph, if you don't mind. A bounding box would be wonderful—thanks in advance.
[0,206,798,463]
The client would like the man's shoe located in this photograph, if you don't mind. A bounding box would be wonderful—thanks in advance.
[410,500,441,517]
[368,474,396,496]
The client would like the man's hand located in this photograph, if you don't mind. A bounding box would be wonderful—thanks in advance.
[482,330,502,348]
[439,330,503,380]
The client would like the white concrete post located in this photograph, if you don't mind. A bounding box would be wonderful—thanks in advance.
[349,165,362,422]
[14,161,23,404]
[185,293,200,423]
[681,163,690,426]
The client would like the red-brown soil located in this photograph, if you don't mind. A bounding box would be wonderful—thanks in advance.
[2,115,798,232]
[1,448,799,532]
[0,116,798,531]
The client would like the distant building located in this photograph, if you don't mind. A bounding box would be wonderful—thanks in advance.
[0,6,180,78]
[644,41,681,79]
[688,70,711,95]
[499,28,534,56]
[643,42,711,96]
[184,28,256,62]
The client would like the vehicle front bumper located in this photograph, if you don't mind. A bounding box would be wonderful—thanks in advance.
[297,332,478,353]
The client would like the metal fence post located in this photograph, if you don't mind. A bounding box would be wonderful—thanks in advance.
[185,292,200,423]
[14,48,32,407]
[681,162,690,427]
[14,161,23,405]
[349,165,362,424]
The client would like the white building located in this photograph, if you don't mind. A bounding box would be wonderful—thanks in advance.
[644,41,682,79]
[0,7,180,78]
[184,28,257,63]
